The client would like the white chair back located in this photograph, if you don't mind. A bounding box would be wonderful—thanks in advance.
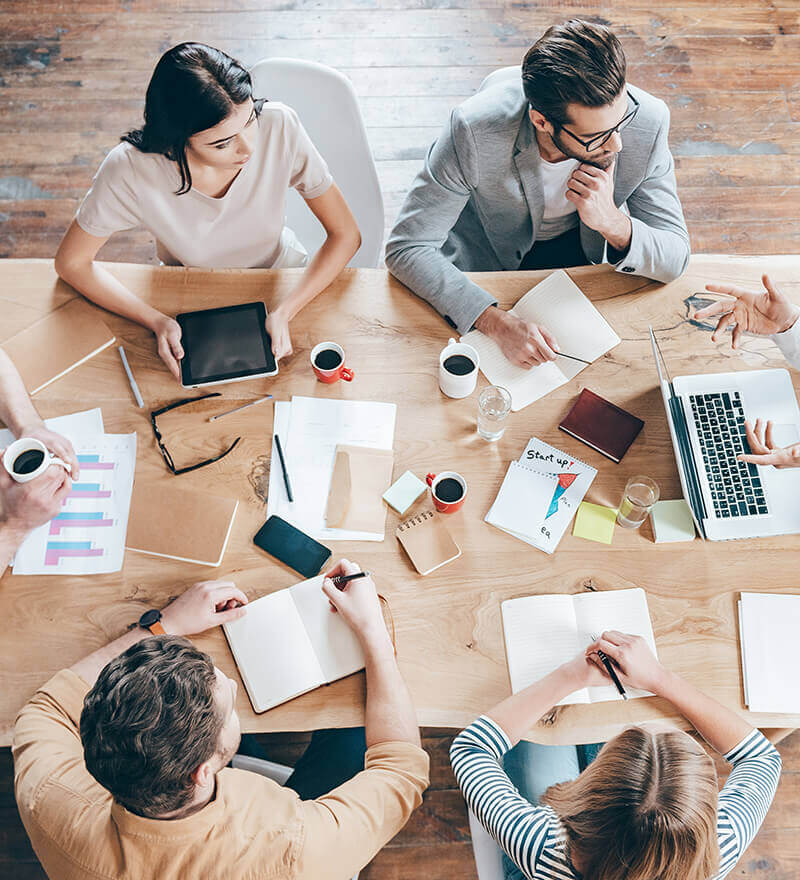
[249,57,384,268]
[478,65,521,94]
[468,807,506,880]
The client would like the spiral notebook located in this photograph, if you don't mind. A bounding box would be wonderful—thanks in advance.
[486,438,597,553]
[396,509,461,575]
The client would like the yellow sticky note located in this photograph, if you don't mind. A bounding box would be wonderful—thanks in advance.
[573,502,616,544]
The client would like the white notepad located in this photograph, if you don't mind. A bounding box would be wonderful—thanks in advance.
[223,576,366,713]
[738,592,800,713]
[461,270,620,411]
[501,588,657,705]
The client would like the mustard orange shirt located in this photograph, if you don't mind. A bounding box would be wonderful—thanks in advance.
[13,669,429,880]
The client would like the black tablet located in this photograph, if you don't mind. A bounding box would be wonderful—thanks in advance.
[177,302,278,388]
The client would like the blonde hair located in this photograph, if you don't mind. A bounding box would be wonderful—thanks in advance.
[540,727,719,880]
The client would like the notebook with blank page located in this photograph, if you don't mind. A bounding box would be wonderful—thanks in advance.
[460,270,620,411]
[223,576,366,713]
[501,588,657,705]
[738,592,800,713]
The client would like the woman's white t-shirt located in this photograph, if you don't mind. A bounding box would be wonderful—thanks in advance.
[75,102,333,269]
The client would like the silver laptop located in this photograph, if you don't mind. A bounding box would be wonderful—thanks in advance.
[650,326,800,540]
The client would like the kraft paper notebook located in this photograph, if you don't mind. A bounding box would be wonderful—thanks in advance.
[501,588,657,705]
[125,482,238,567]
[460,270,620,411]
[738,592,800,713]
[223,576,366,713]
[324,445,395,536]
[396,509,461,575]
[2,298,116,394]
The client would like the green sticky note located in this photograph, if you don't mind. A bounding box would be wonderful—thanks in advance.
[382,470,427,514]
[651,499,696,543]
[573,501,616,544]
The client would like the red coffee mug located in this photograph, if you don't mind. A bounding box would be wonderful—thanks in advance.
[426,471,467,514]
[310,341,354,384]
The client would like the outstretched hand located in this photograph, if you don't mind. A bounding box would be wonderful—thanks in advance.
[739,418,800,469]
[695,274,799,348]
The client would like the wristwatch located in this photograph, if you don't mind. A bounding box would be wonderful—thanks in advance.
[138,608,166,635]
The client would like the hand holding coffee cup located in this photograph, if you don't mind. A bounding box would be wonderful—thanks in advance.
[311,341,354,384]
[426,471,467,513]
[3,437,73,484]
[0,451,71,535]
[439,339,479,399]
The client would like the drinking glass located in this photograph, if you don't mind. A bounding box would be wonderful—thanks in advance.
[477,385,512,441]
[616,475,660,529]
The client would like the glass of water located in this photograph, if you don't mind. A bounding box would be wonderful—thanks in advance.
[477,385,512,441]
[616,475,660,529]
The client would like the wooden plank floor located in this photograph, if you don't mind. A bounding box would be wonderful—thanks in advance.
[1,1,799,877]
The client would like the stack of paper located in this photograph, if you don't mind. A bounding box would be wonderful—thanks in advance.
[461,269,620,411]
[738,592,800,713]
[486,438,596,553]
[2,409,137,575]
[267,396,397,541]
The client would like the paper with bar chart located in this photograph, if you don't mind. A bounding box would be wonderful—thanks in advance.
[12,434,136,575]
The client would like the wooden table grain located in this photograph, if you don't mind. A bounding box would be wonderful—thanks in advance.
[2,256,799,746]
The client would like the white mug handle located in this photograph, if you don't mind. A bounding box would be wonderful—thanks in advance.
[47,455,72,475]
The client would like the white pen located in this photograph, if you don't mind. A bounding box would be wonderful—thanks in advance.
[208,394,274,422]
[118,345,144,408]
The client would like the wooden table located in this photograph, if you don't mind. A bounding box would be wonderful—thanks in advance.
[2,256,799,746]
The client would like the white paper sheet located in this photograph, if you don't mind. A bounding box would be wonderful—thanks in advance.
[12,433,136,575]
[267,396,396,541]
[0,407,105,448]
[461,270,620,411]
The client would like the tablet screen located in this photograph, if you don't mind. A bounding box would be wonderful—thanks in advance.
[178,303,276,385]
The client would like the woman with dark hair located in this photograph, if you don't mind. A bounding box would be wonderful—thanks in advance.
[54,43,361,376]
[451,631,781,880]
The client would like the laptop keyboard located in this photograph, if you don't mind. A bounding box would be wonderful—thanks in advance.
[689,392,769,519]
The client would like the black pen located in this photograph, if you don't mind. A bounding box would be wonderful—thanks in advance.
[332,571,370,589]
[556,351,592,366]
[597,648,628,700]
[273,433,293,502]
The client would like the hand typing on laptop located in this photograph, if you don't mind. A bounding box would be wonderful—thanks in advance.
[695,273,799,348]
[739,418,800,469]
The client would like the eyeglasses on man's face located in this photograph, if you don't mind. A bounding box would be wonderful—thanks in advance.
[556,90,640,153]
[150,392,241,476]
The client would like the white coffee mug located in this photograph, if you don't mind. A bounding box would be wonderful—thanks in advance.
[2,437,71,484]
[439,338,480,399]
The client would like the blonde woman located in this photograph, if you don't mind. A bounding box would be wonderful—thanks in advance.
[451,630,781,880]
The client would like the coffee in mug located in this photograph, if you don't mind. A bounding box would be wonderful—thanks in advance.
[439,339,479,399]
[2,437,71,484]
[426,471,468,513]
[310,341,354,383]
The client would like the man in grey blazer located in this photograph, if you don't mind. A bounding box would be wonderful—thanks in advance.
[386,20,690,368]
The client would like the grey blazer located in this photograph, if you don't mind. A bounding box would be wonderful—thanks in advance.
[385,75,690,335]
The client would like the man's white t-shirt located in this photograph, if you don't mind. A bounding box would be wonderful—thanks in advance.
[76,102,333,268]
[537,156,579,241]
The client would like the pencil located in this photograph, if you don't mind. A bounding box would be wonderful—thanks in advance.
[332,571,370,589]
[598,649,628,700]
[118,346,144,408]
[556,351,592,366]
[208,395,273,422]
[273,433,293,502]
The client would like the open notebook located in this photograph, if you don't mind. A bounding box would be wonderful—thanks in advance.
[461,270,620,411]
[739,592,800,713]
[223,576,366,713]
[501,588,657,705]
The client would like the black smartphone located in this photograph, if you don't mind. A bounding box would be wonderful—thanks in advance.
[253,516,332,579]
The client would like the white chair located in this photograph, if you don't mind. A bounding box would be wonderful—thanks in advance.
[231,754,359,880]
[468,807,506,880]
[249,57,384,268]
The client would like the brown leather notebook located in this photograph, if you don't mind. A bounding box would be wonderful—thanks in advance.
[559,388,644,463]
[2,298,116,395]
[126,482,238,567]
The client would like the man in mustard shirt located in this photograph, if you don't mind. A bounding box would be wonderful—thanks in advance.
[13,560,429,879]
